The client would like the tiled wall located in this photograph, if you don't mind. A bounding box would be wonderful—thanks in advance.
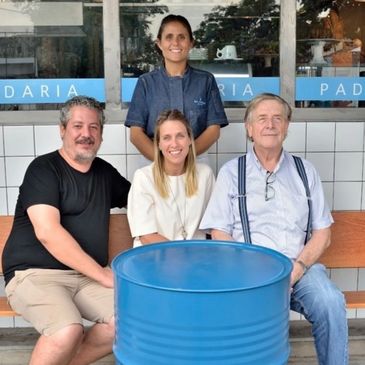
[1,120,365,327]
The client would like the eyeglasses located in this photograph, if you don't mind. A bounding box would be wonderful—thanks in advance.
[265,171,275,201]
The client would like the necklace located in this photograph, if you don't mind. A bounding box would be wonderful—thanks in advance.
[168,180,187,240]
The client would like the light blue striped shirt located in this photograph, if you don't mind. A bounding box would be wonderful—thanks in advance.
[200,147,333,259]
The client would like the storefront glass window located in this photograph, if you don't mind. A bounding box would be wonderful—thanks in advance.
[119,0,280,107]
[296,0,365,108]
[2,1,362,111]
[0,0,103,110]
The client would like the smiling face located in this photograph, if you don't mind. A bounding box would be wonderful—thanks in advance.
[60,105,102,167]
[156,21,193,67]
[246,99,289,154]
[158,119,192,176]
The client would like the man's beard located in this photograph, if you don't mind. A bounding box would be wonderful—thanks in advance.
[74,151,97,163]
[74,137,97,163]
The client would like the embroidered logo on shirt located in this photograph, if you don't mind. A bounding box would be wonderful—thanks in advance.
[193,98,206,106]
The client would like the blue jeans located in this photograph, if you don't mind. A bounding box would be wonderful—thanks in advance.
[291,263,348,365]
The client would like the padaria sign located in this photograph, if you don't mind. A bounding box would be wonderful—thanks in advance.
[0,77,363,104]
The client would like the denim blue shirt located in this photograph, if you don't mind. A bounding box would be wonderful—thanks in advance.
[125,65,228,138]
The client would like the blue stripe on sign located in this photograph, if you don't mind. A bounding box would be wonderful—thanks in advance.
[1,77,363,104]
[296,77,365,101]
[0,79,104,104]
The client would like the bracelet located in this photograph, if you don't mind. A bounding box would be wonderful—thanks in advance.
[296,259,309,274]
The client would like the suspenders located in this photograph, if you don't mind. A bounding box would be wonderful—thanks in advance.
[238,155,252,244]
[293,155,312,244]
[237,154,312,244]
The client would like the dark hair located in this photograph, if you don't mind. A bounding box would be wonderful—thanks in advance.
[155,14,194,56]
[60,96,105,130]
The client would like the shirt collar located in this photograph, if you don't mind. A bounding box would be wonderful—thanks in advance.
[247,145,285,174]
[160,64,191,79]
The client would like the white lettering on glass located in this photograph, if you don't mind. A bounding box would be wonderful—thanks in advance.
[319,82,364,97]
[353,83,362,96]
[1,83,80,100]
[4,86,14,98]
[320,83,329,95]
[41,85,49,97]
[242,84,253,96]
[218,81,253,98]
[336,83,346,96]
[68,85,78,97]
[22,86,34,98]
[218,83,225,96]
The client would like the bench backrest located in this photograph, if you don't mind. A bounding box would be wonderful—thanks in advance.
[108,214,134,261]
[2,211,365,273]
[0,214,133,275]
[0,215,14,274]
[319,211,365,268]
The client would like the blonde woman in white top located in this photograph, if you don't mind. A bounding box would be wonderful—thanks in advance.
[127,109,214,246]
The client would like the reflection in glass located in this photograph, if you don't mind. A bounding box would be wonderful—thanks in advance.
[296,0,365,108]
[0,1,103,110]
[119,0,280,108]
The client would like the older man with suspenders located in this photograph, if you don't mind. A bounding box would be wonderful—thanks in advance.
[200,93,348,365]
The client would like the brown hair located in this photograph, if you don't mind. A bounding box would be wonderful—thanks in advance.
[155,14,194,56]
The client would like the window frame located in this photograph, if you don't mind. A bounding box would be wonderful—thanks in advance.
[0,0,363,126]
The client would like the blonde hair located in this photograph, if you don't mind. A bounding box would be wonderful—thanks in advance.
[153,110,197,198]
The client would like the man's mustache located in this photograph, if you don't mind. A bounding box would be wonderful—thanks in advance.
[76,137,94,145]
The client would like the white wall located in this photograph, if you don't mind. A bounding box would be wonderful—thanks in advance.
[1,120,365,327]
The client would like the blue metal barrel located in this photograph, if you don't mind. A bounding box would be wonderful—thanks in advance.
[112,240,292,365]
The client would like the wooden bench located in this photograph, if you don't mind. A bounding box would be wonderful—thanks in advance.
[319,211,365,309]
[0,214,133,317]
[1,211,365,316]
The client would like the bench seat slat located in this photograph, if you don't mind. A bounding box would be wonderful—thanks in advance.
[0,297,17,317]
[344,291,365,309]
[2,292,364,314]
[320,211,365,268]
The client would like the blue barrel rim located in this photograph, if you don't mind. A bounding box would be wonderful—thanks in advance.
[112,240,293,293]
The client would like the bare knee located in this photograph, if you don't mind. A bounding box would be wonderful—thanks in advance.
[30,324,84,365]
[103,315,115,340]
[48,324,84,350]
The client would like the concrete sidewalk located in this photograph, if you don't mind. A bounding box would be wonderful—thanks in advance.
[1,319,364,365]
[288,319,365,364]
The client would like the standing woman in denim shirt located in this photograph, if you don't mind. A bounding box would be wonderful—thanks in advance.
[125,14,228,162]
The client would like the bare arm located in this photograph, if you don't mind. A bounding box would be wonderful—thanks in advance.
[211,229,234,241]
[130,126,154,161]
[28,204,113,288]
[214,226,331,287]
[291,227,331,287]
[194,125,220,156]
[139,233,169,245]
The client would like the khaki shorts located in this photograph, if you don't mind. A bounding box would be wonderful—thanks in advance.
[5,269,114,336]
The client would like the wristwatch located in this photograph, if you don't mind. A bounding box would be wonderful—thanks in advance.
[296,259,309,274]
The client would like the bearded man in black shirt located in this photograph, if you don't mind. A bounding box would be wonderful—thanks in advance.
[2,96,131,365]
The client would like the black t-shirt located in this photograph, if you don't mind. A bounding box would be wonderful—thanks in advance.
[2,151,131,285]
